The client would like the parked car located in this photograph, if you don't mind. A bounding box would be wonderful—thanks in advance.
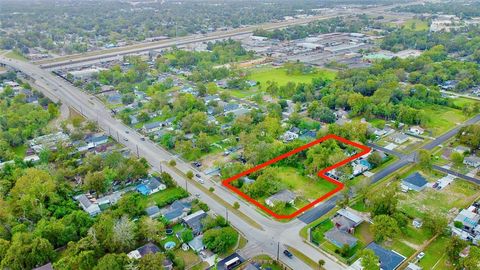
[283,250,293,258]
[417,252,425,260]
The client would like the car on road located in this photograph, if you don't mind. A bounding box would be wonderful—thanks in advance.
[417,252,425,260]
[123,137,128,141]
[283,250,293,258]
[195,193,200,198]
[125,130,129,134]
[195,173,201,178]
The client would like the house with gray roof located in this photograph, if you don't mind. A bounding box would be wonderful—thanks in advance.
[325,228,358,248]
[75,194,101,216]
[188,235,205,252]
[332,208,364,233]
[145,205,161,219]
[464,156,480,168]
[143,121,163,133]
[390,133,409,144]
[401,172,428,192]
[265,190,296,207]
[128,243,161,260]
[182,210,207,235]
[162,200,192,223]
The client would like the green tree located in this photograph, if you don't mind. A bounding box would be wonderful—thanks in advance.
[84,171,108,197]
[451,152,464,168]
[138,216,165,243]
[137,253,165,270]
[460,246,480,270]
[418,149,432,170]
[94,253,130,270]
[446,236,467,266]
[372,215,400,242]
[360,249,380,270]
[181,229,194,243]
[203,227,238,253]
[1,233,55,270]
[186,171,194,179]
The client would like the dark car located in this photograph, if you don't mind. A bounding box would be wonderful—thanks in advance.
[195,174,201,178]
[283,250,293,258]
[140,137,146,141]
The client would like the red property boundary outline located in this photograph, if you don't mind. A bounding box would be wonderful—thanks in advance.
[222,134,371,219]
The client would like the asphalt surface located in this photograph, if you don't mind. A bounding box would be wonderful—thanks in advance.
[1,57,347,270]
[433,165,480,184]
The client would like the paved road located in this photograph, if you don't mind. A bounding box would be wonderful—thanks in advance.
[433,165,480,184]
[297,196,338,224]
[1,57,347,270]
[423,114,480,151]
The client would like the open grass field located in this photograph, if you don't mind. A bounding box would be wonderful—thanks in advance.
[276,166,338,201]
[145,187,189,207]
[398,172,480,218]
[248,66,336,86]
[418,236,454,270]
[403,19,429,31]
[422,104,470,136]
[5,50,28,61]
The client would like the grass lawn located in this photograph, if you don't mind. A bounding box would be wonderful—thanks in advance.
[145,187,189,207]
[12,145,27,158]
[248,66,336,86]
[452,97,479,108]
[384,239,416,258]
[422,104,469,136]
[398,177,480,218]
[276,166,338,201]
[174,249,201,267]
[310,219,334,244]
[403,19,429,31]
[5,50,28,61]
[418,236,454,270]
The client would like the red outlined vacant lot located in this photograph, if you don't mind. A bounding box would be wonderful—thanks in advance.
[222,134,371,219]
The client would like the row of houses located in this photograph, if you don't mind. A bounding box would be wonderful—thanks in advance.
[451,201,480,245]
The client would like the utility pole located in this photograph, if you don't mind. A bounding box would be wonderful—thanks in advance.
[277,242,280,261]
[185,179,188,192]
[136,144,139,157]
[225,206,229,223]
[159,162,163,172]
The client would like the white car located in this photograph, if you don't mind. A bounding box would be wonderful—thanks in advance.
[416,252,425,260]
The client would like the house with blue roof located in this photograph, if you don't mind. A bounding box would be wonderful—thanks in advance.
[136,176,166,196]
[401,172,428,192]
[351,242,405,270]
[325,228,358,248]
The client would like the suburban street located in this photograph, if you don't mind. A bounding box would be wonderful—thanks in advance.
[0,56,347,270]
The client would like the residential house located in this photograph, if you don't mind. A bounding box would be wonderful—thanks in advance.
[143,121,163,133]
[280,131,299,142]
[324,229,358,248]
[128,243,161,259]
[145,205,161,219]
[85,134,109,147]
[163,259,174,270]
[265,190,296,207]
[332,208,364,233]
[352,159,371,176]
[136,176,166,196]
[182,210,207,235]
[351,242,405,270]
[229,108,251,118]
[464,156,480,168]
[33,263,53,270]
[188,235,205,252]
[224,103,240,113]
[412,218,423,229]
[129,115,139,125]
[409,126,425,136]
[401,172,428,192]
[405,263,423,270]
[390,133,409,145]
[75,194,101,216]
[162,199,192,223]
[454,145,470,155]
